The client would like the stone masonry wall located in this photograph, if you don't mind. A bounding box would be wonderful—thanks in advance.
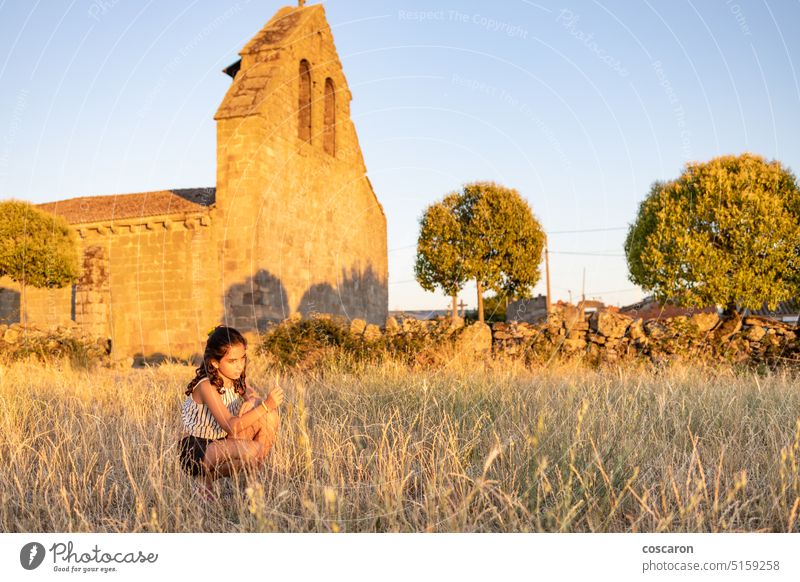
[492,305,800,367]
[344,308,800,369]
[214,4,388,334]
[0,276,72,327]
[19,215,217,363]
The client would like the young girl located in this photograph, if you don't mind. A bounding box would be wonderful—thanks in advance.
[179,325,283,497]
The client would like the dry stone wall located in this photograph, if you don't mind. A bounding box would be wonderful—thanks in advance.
[0,321,111,364]
[355,307,800,368]
[493,305,800,367]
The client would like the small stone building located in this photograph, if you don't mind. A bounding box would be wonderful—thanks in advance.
[507,294,548,324]
[0,4,388,362]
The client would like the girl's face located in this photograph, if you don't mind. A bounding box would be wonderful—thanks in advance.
[211,343,247,385]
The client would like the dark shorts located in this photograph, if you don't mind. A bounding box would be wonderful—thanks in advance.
[179,435,223,477]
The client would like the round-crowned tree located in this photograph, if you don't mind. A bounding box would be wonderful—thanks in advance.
[624,153,800,314]
[415,182,545,323]
[414,193,467,321]
[0,200,81,324]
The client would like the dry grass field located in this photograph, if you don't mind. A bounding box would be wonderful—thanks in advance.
[2,352,800,532]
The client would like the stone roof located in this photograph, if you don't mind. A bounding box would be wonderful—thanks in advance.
[215,5,328,120]
[240,6,310,54]
[37,188,215,225]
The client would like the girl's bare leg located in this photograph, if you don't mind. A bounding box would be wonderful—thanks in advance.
[197,408,280,492]
[196,457,252,499]
[201,438,263,486]
[252,410,280,461]
[232,409,280,461]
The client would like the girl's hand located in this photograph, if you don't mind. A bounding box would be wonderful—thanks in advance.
[264,387,285,410]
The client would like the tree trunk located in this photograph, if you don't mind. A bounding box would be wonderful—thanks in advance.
[476,279,484,323]
[19,280,26,326]
[451,294,458,322]
[722,304,738,319]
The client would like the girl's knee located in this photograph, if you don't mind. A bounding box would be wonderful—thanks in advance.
[229,440,261,464]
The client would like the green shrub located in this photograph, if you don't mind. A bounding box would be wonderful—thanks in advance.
[256,316,456,370]
[0,326,109,368]
[257,317,362,369]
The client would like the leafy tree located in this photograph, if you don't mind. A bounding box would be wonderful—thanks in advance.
[414,194,467,321]
[458,182,545,322]
[415,182,546,323]
[624,153,800,314]
[0,200,81,324]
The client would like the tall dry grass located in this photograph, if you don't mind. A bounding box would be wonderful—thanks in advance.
[1,353,799,532]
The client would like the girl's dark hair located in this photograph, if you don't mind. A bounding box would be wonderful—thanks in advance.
[186,326,248,397]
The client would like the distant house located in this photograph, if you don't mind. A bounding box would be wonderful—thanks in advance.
[620,296,717,321]
[506,296,609,324]
[743,300,800,325]
[577,299,606,316]
[621,296,800,324]
[507,294,548,323]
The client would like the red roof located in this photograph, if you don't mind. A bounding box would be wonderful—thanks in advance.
[37,188,214,225]
[620,296,717,320]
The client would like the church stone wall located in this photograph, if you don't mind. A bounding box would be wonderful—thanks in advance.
[215,5,388,333]
[18,216,217,362]
[98,218,218,362]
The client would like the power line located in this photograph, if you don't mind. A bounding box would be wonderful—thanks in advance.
[389,227,629,252]
[549,251,625,257]
[388,244,416,252]
[547,226,628,234]
[584,287,640,295]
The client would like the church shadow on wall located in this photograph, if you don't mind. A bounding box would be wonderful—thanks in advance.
[223,268,290,332]
[0,287,21,325]
[132,264,387,367]
[132,269,289,367]
[220,263,387,333]
[297,263,387,324]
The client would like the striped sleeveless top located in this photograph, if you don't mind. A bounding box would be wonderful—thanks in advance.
[181,377,243,440]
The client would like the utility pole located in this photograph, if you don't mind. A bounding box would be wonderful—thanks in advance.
[581,267,586,316]
[545,234,552,314]
[581,268,586,304]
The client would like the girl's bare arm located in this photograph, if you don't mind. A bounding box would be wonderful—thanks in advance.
[196,380,272,437]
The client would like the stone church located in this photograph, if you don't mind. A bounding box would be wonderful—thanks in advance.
[0,3,388,362]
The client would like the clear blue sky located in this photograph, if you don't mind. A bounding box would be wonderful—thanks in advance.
[1,0,798,311]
